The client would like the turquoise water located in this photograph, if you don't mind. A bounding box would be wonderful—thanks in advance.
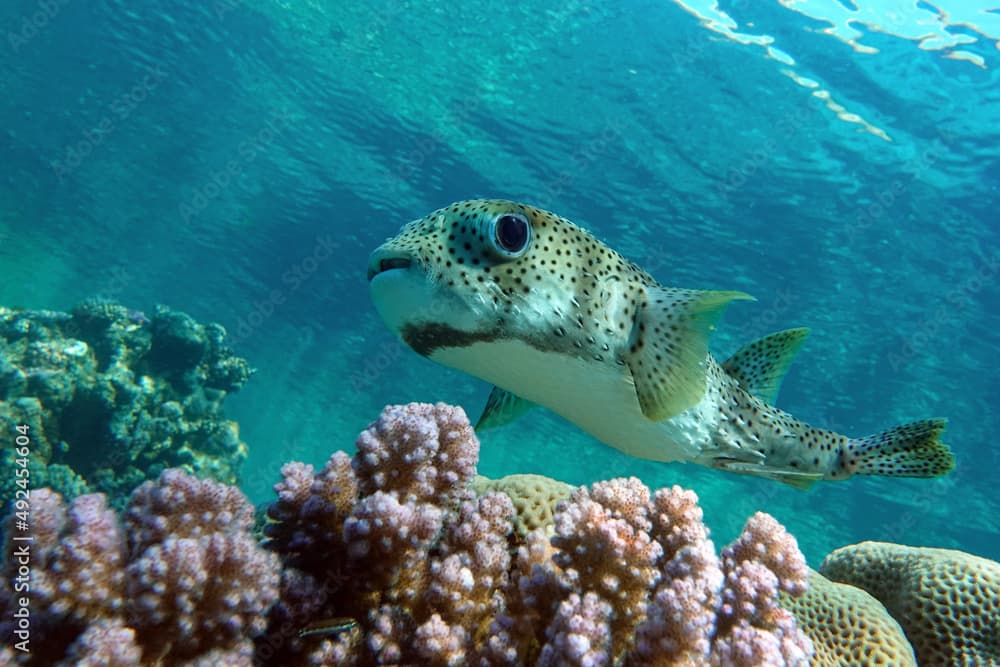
[1,0,997,566]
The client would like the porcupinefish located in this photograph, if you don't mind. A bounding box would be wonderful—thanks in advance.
[366,199,954,487]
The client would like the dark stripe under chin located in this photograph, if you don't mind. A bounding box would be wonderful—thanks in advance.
[401,323,500,357]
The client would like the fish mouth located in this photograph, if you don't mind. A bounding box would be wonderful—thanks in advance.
[367,249,414,282]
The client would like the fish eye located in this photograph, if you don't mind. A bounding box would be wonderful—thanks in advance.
[489,213,532,259]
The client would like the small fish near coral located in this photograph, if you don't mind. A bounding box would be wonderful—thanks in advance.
[367,200,955,488]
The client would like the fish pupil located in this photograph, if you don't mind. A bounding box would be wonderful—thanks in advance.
[496,214,529,252]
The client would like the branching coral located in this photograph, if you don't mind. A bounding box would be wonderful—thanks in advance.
[260,402,813,666]
[629,486,724,666]
[56,617,143,667]
[352,401,478,506]
[711,512,812,666]
[33,491,126,625]
[14,400,991,666]
[550,479,662,657]
[259,402,504,665]
[0,469,279,665]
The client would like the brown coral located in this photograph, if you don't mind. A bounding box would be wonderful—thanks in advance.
[629,486,724,666]
[821,541,1000,667]
[780,569,916,667]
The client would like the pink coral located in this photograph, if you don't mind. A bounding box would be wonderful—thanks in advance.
[428,493,513,622]
[126,531,279,656]
[124,469,281,661]
[258,402,509,666]
[650,485,712,561]
[1,401,818,666]
[539,592,614,667]
[263,452,358,576]
[343,490,443,606]
[0,469,280,666]
[353,402,478,506]
[124,467,256,554]
[712,512,814,667]
[56,617,141,667]
[551,478,663,656]
[414,613,468,666]
[630,487,724,666]
[31,492,126,624]
[482,477,812,666]
[482,529,567,665]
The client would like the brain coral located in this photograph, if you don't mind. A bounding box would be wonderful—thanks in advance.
[780,568,916,667]
[471,473,573,537]
[820,541,1000,667]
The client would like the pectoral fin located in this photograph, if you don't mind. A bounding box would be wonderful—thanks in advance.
[722,327,810,405]
[626,287,753,421]
[475,385,538,431]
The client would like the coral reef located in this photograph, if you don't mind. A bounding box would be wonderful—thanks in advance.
[260,402,813,666]
[821,541,1000,667]
[0,301,253,508]
[472,473,574,537]
[779,569,916,667]
[0,469,279,665]
[4,400,996,666]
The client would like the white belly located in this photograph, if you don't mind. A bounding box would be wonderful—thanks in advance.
[432,339,719,462]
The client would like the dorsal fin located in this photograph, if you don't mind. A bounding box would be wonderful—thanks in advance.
[626,286,754,421]
[475,385,538,431]
[722,327,809,404]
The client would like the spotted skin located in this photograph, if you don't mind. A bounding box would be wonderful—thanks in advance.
[368,200,955,486]
[374,199,653,364]
[721,327,810,404]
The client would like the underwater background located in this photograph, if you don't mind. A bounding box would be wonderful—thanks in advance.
[1,0,998,568]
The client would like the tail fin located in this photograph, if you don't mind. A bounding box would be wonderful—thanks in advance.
[844,418,954,478]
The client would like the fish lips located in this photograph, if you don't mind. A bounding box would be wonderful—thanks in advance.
[368,246,483,353]
[366,247,414,282]
[368,247,436,336]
